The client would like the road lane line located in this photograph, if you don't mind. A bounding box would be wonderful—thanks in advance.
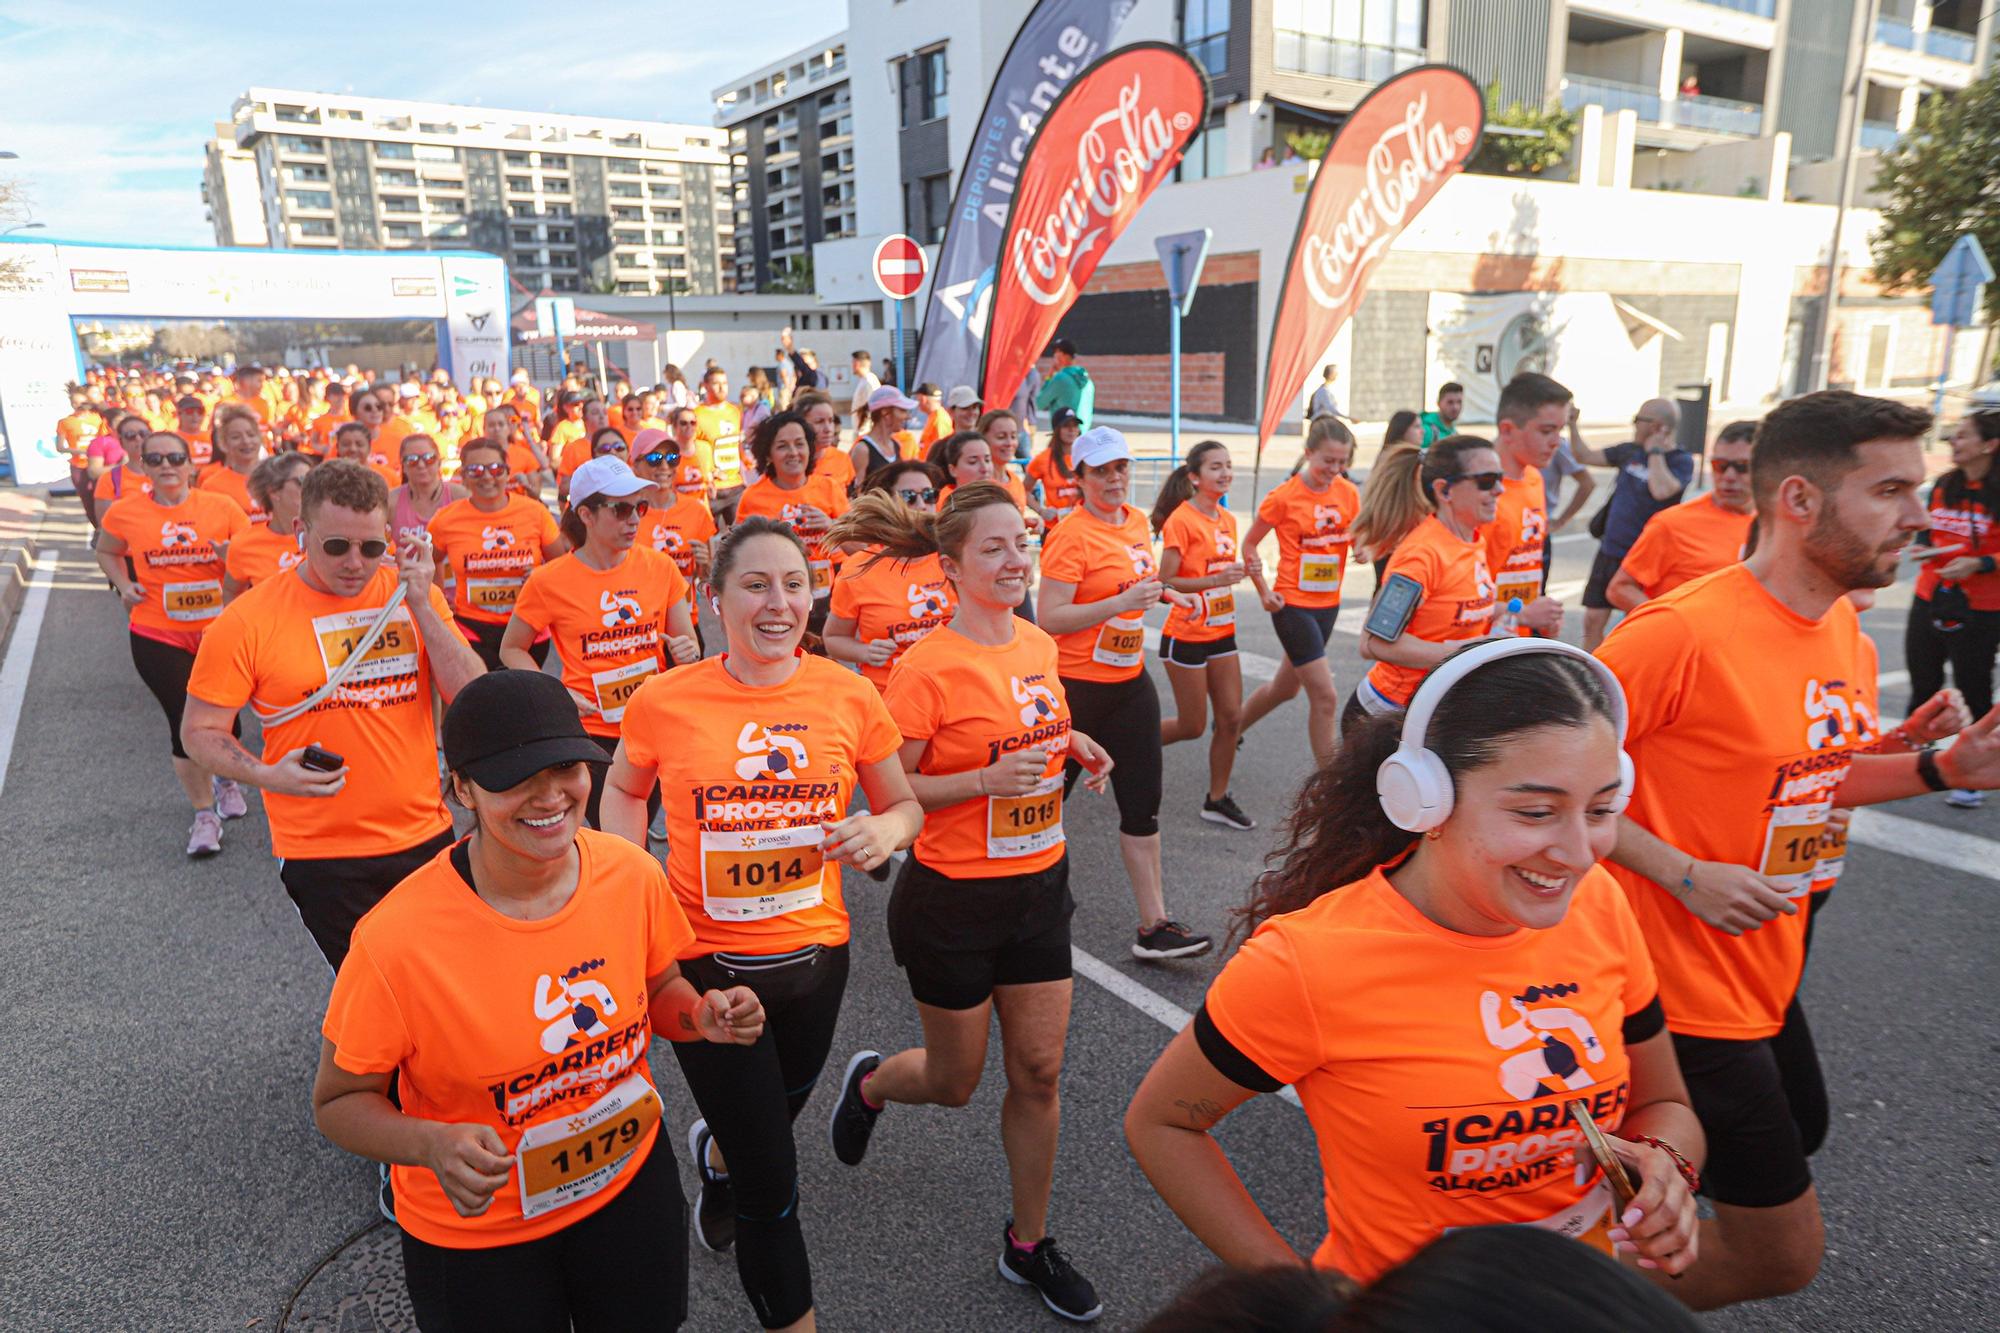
[0,553,55,801]
[1878,670,1909,692]
[1070,945,1302,1109]
[1846,809,1999,882]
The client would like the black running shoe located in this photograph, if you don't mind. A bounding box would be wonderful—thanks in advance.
[1200,793,1256,830]
[377,1162,396,1225]
[828,1049,883,1166]
[687,1119,735,1252]
[998,1223,1103,1323]
[1133,919,1213,961]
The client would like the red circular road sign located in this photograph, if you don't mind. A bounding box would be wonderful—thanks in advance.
[872,234,928,301]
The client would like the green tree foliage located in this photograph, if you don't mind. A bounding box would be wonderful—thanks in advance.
[1870,69,2000,323]
[1284,128,1332,161]
[1467,82,1576,178]
[767,255,814,294]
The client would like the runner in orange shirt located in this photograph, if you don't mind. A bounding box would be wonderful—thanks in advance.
[95,431,252,856]
[224,453,315,595]
[1597,391,2000,1309]
[314,667,763,1329]
[332,420,402,490]
[57,389,104,516]
[555,400,616,497]
[662,404,714,511]
[1152,440,1265,831]
[825,462,955,691]
[602,518,920,1322]
[225,364,276,434]
[1353,435,1500,726]
[1126,640,1703,1286]
[197,403,267,524]
[735,411,850,633]
[348,388,390,461]
[1607,422,1757,611]
[502,457,699,827]
[304,382,350,457]
[427,436,565,669]
[1038,427,1211,962]
[796,389,855,494]
[475,401,552,496]
[1486,373,1571,637]
[821,482,1115,1324]
[912,384,952,450]
[1024,409,1083,527]
[695,370,748,524]
[628,429,715,619]
[182,460,486,968]
[172,396,214,465]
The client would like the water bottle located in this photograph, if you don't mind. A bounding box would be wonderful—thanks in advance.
[1496,597,1523,634]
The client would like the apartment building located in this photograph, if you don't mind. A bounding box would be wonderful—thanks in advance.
[201,123,268,248]
[209,88,736,295]
[710,37,856,293]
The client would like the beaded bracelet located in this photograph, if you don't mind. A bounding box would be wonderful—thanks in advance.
[1633,1135,1700,1194]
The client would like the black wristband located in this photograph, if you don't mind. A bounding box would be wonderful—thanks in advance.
[1915,746,1950,793]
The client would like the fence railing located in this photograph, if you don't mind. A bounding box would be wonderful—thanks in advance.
[1559,74,1662,124]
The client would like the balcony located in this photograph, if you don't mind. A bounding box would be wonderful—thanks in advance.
[1274,31,1427,83]
[1875,16,1915,49]
[1859,119,1900,151]
[1672,92,1762,135]
[1694,0,1773,13]
[1560,73,1662,123]
[1923,27,1976,63]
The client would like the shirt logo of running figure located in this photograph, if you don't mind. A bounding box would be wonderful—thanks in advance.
[1311,503,1346,533]
[1214,530,1237,559]
[1127,544,1154,578]
[535,958,619,1054]
[599,589,644,628]
[160,520,200,547]
[907,582,949,618]
[1479,982,1603,1100]
[1804,679,1868,751]
[653,527,687,557]
[1012,675,1061,727]
[735,722,810,780]
[480,525,517,551]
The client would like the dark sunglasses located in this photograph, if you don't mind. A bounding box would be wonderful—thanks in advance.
[461,461,508,479]
[141,451,188,467]
[638,450,680,467]
[1451,471,1503,492]
[895,487,938,505]
[594,440,628,456]
[402,452,440,466]
[319,536,390,559]
[585,499,650,520]
[672,417,698,429]
[118,428,149,440]
[1711,458,1750,475]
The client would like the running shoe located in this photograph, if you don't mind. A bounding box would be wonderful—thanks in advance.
[687,1119,735,1252]
[1946,788,1985,809]
[648,806,668,842]
[998,1223,1103,1323]
[212,777,249,820]
[828,1049,883,1166]
[186,809,223,859]
[1133,920,1212,961]
[1200,793,1255,830]
[377,1162,397,1225]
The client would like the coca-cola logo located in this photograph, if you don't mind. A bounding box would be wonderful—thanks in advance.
[1008,77,1194,307]
[1299,95,1475,311]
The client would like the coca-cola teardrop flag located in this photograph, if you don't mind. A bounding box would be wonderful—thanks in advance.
[1256,65,1484,459]
[980,42,1209,413]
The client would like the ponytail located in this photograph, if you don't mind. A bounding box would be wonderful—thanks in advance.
[824,479,1017,577]
[1148,439,1229,536]
[1350,442,1427,561]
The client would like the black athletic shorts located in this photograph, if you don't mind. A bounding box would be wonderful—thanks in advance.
[1271,604,1339,667]
[1582,547,1624,610]
[887,854,1073,1010]
[1159,632,1238,668]
[1671,1027,1819,1209]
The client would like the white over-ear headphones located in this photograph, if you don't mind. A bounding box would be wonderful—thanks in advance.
[1376,639,1634,833]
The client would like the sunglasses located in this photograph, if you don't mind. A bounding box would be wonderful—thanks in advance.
[118,429,149,441]
[318,536,389,559]
[896,487,939,505]
[1451,472,1504,492]
[402,452,440,466]
[585,499,650,520]
[594,441,628,456]
[638,450,681,467]
[461,461,508,479]
[672,417,698,429]
[142,451,188,467]
[1712,458,1750,475]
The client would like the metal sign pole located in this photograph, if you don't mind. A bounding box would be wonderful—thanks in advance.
[1169,245,1184,460]
[1933,323,1958,421]
[893,299,905,389]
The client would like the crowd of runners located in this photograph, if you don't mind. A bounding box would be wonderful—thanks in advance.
[47,349,2000,1329]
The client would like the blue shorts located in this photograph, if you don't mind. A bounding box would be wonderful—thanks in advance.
[1271,604,1339,667]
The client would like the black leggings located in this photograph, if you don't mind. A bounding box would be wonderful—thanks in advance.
[458,616,550,673]
[399,1134,687,1331]
[1060,672,1163,837]
[673,943,850,1329]
[1905,598,2000,720]
[130,631,237,760]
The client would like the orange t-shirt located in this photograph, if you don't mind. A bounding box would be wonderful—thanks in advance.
[1485,467,1548,628]
[186,566,456,859]
[1615,495,1753,602]
[94,466,152,504]
[98,490,250,639]
[308,412,352,457]
[829,549,956,690]
[179,429,215,467]
[622,655,903,956]
[1026,449,1079,521]
[1596,565,1871,1040]
[547,417,587,467]
[811,444,856,492]
[674,440,714,508]
[884,623,1071,877]
[428,494,561,625]
[734,475,851,599]
[225,524,305,589]
[917,408,952,449]
[638,495,717,603]
[694,403,745,488]
[1256,473,1361,610]
[511,547,689,737]
[1037,503,1157,684]
[227,394,274,427]
[378,412,434,458]
[323,831,694,1249]
[1203,865,1657,1283]
[57,411,103,462]
[1159,501,1241,644]
[1364,515,1495,707]
[197,462,268,524]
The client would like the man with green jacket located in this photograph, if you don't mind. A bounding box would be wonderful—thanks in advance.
[1034,338,1095,428]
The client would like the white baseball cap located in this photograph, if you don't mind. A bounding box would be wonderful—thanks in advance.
[945,385,982,410]
[569,456,652,507]
[867,385,918,414]
[396,382,421,400]
[1071,426,1132,470]
[511,369,532,384]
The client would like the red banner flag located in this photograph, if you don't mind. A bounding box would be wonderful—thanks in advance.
[980,42,1209,413]
[1256,65,1484,459]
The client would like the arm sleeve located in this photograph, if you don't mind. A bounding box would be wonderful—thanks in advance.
[1037,524,1086,585]
[321,941,415,1076]
[536,504,560,546]
[1193,1006,1286,1093]
[659,557,689,612]
[1668,453,1696,488]
[1256,488,1285,529]
[883,666,942,746]
[643,855,696,975]
[619,678,668,770]
[857,685,906,766]
[1615,524,1670,596]
[184,606,256,710]
[829,566,862,619]
[1159,508,1197,562]
[1200,924,1329,1088]
[510,567,555,635]
[1594,602,1698,744]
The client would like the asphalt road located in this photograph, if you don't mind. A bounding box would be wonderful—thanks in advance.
[1,497,1994,1332]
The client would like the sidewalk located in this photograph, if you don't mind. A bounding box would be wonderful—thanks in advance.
[0,486,49,650]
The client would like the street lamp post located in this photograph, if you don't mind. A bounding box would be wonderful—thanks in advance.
[2,223,45,236]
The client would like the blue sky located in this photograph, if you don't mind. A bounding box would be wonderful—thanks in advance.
[0,1,837,245]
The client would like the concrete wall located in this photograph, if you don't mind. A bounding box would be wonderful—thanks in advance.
[1630,133,1790,201]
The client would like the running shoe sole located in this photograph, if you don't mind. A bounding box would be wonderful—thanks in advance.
[997,1252,1104,1323]
[1131,938,1213,961]
[1199,807,1255,831]
[686,1120,732,1253]
[828,1049,881,1165]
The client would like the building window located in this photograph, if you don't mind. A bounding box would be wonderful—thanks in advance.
[1183,0,1229,77]
[294,218,336,237]
[384,222,420,240]
[375,142,416,160]
[505,152,532,167]
[542,176,571,194]
[286,164,329,183]
[1175,113,1229,182]
[506,175,534,193]
[1273,0,1428,82]
[903,48,949,127]
[286,189,333,210]
[379,195,420,213]
[511,227,538,244]
[277,136,323,154]
[377,169,418,187]
[548,227,575,244]
[540,154,568,168]
[916,172,950,244]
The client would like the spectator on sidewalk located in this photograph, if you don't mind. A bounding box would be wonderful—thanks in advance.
[1307,364,1347,427]
[1035,338,1096,430]
[1570,397,1695,650]
[850,349,882,430]
[1010,363,1044,459]
[1418,382,1463,447]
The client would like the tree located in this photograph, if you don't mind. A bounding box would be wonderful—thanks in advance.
[1870,68,2000,325]
[1284,128,1332,161]
[766,255,814,294]
[1468,82,1577,178]
[0,177,31,292]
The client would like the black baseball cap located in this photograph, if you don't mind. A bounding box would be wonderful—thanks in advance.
[443,670,605,792]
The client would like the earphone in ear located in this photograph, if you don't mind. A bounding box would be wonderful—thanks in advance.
[1376,639,1635,834]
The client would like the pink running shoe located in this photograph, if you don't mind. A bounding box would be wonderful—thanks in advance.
[186,809,224,858]
[212,777,249,820]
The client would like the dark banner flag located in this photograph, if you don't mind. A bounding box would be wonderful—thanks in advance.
[1255,66,1484,462]
[980,43,1209,415]
[910,0,1138,396]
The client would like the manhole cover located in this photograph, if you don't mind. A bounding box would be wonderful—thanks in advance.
[283,1222,416,1332]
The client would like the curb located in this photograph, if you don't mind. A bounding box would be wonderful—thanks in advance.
[0,487,52,652]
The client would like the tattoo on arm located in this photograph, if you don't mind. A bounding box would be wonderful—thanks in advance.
[678,1011,697,1033]
[1175,1097,1226,1131]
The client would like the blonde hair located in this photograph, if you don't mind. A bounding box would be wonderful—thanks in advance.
[823,481,1017,577]
[1350,442,1429,561]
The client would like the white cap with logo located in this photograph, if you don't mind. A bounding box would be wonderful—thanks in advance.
[568,457,652,507]
[1071,427,1133,470]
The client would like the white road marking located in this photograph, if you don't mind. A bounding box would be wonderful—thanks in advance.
[1846,809,1999,882]
[1878,670,1910,693]
[1071,946,1303,1108]
[0,553,56,801]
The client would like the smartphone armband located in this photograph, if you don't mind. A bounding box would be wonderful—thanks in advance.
[1364,573,1424,642]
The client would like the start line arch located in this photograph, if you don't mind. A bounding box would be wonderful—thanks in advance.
[0,238,510,486]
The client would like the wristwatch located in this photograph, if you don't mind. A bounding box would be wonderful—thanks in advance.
[1915,746,1950,793]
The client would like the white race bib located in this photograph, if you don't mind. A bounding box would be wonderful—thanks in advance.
[1759,799,1832,898]
[465,575,525,615]
[1202,587,1236,629]
[1091,613,1145,669]
[699,822,827,921]
[1494,567,1542,612]
[1297,547,1346,594]
[312,606,419,684]
[514,1072,660,1220]
[163,579,224,623]
[986,772,1065,859]
[590,660,656,724]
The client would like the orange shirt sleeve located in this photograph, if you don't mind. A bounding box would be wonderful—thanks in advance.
[1616,522,1673,598]
[857,684,905,766]
[511,563,559,636]
[1201,922,1328,1086]
[186,602,257,710]
[883,660,943,746]
[829,562,864,620]
[1594,601,1700,745]
[1612,886,1660,1016]
[322,940,415,1076]
[1037,522,1089,585]
[641,853,696,977]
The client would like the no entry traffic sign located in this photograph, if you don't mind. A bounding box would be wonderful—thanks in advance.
[873,234,928,301]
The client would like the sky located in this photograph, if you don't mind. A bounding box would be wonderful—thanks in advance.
[0,0,837,246]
